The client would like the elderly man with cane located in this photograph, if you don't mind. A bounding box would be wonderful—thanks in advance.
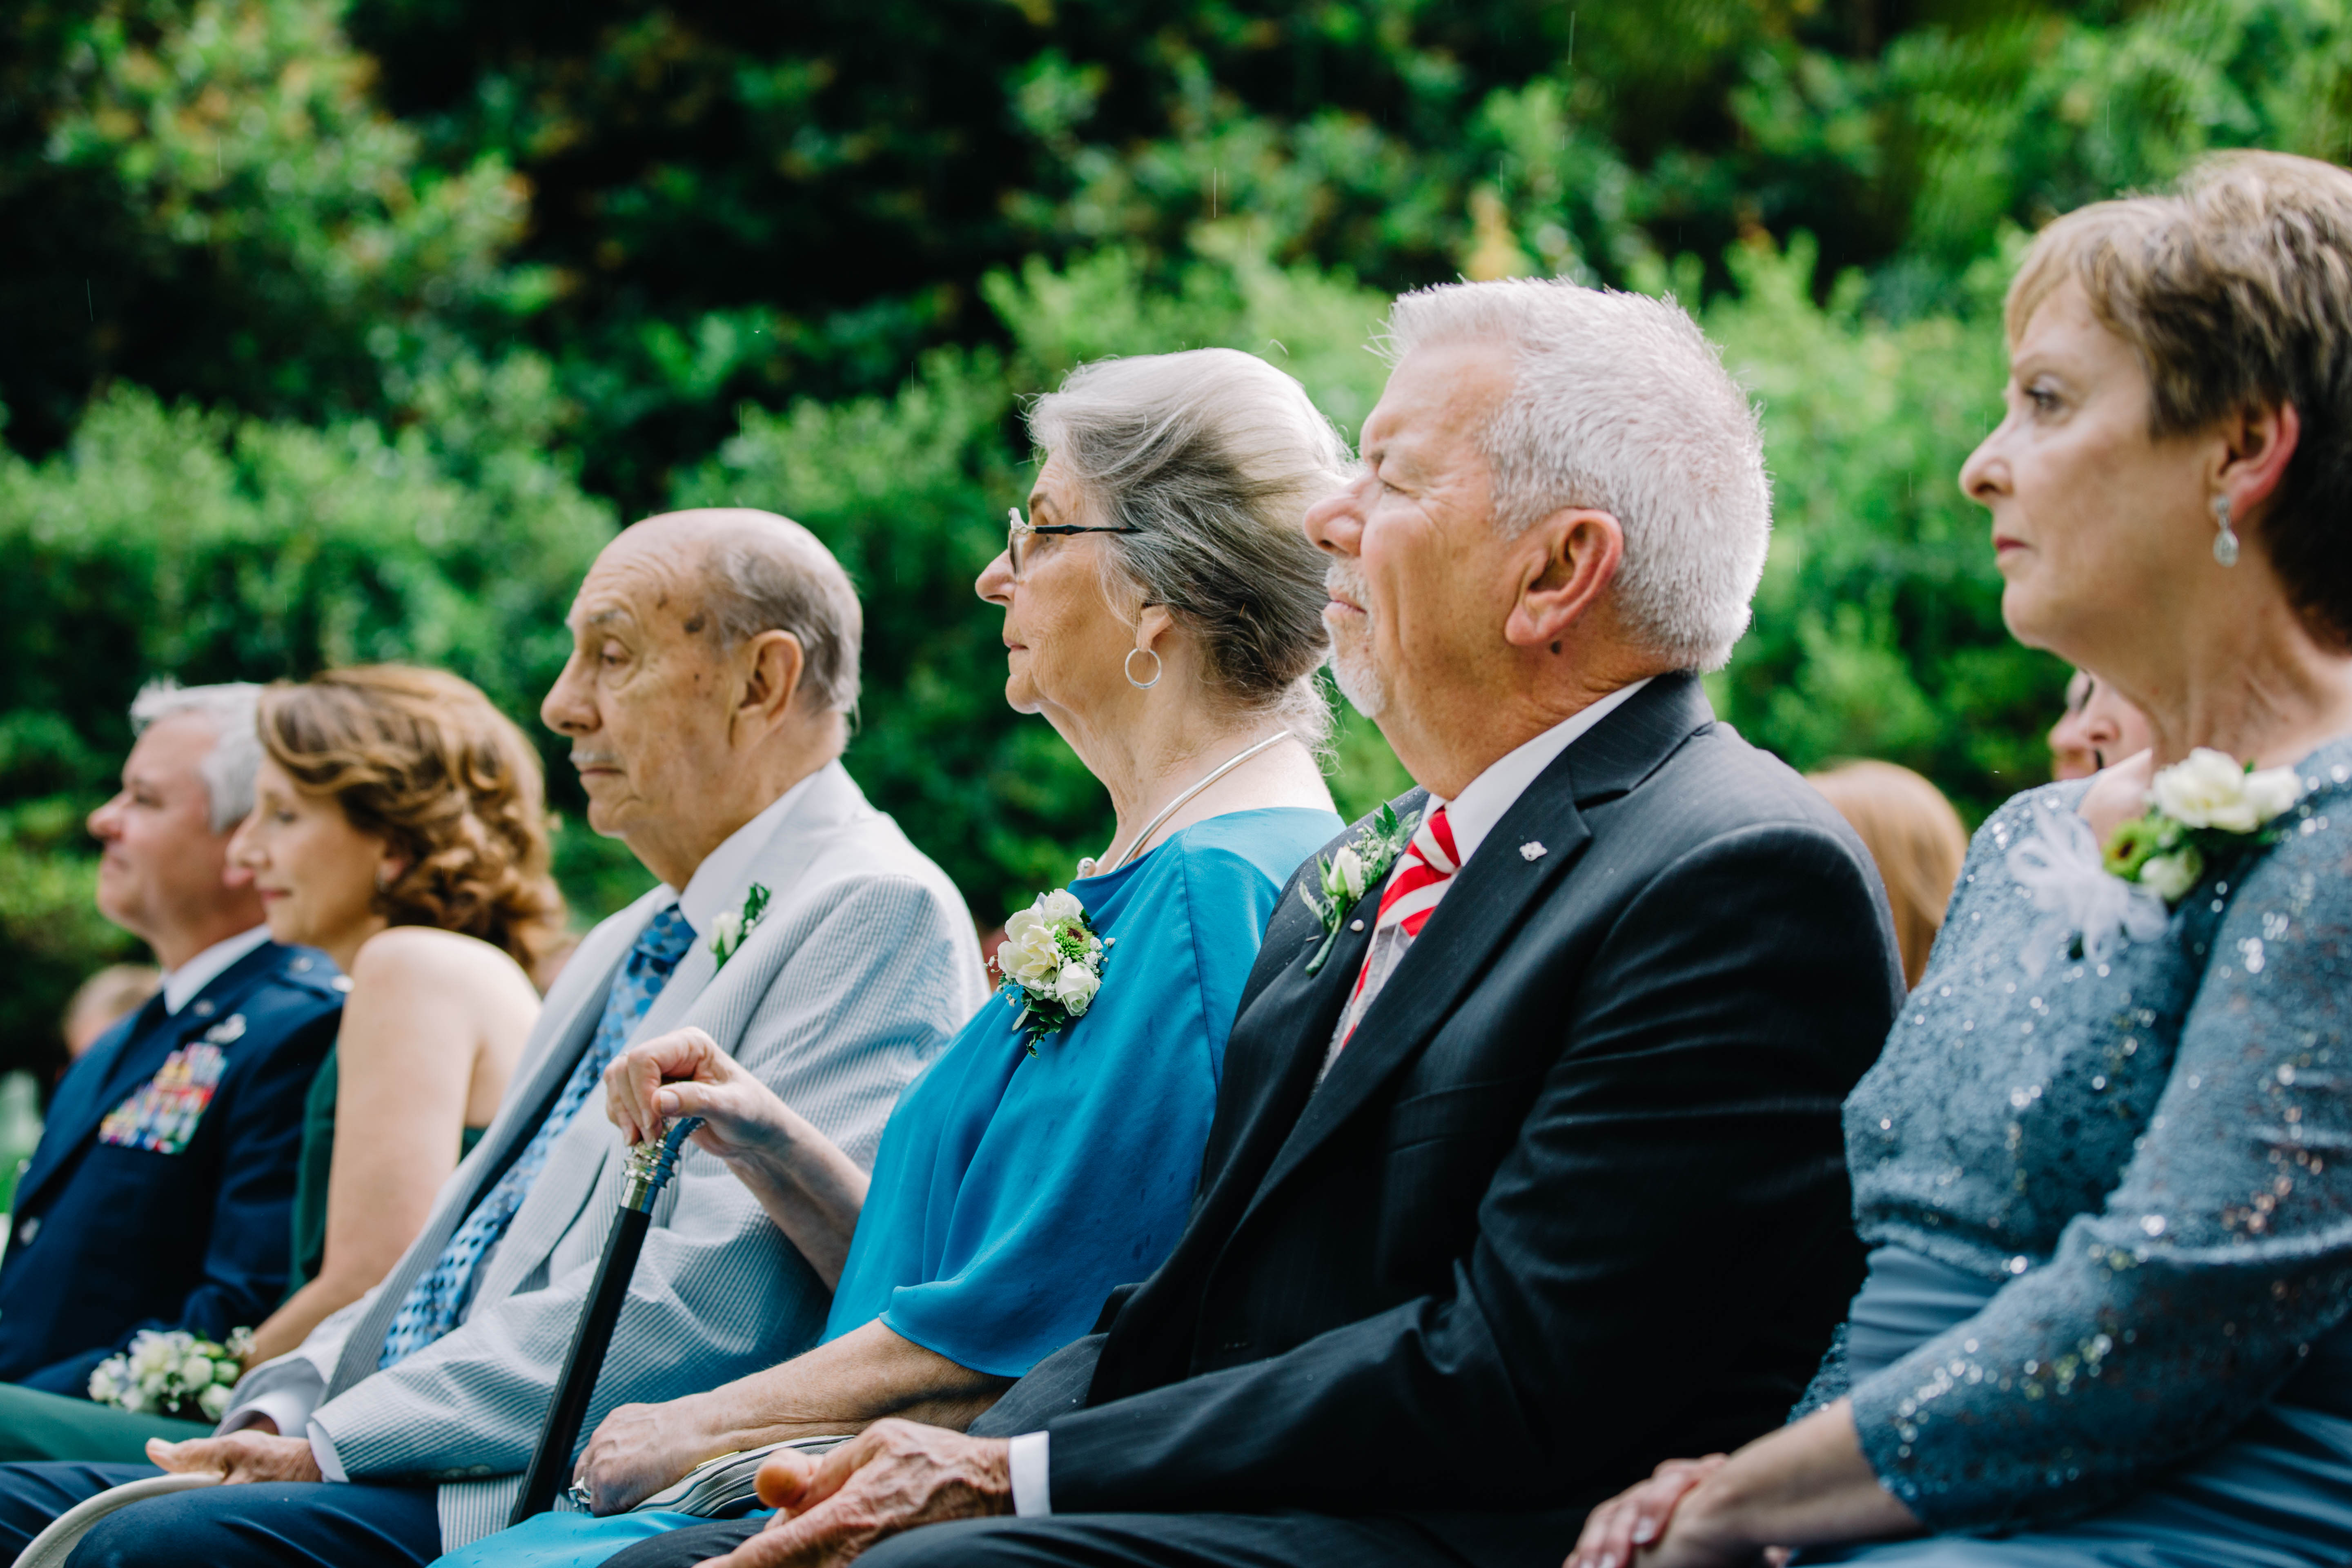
[0,510,987,1568]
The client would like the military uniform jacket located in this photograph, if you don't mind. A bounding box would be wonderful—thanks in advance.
[0,940,343,1394]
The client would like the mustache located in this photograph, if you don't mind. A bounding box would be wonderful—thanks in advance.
[1323,561,1372,611]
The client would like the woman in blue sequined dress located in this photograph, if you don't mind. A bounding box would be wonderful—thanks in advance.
[1569,151,2352,1568]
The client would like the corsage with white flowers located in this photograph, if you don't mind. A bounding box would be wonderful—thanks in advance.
[710,883,771,969]
[2008,747,2303,978]
[88,1327,253,1421]
[996,888,1114,1055]
[1299,803,1419,976]
[2102,748,2303,902]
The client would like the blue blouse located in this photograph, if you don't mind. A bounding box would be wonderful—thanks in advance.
[1824,739,2352,1532]
[820,806,1339,1378]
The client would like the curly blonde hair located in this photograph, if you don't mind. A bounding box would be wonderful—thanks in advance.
[258,666,567,971]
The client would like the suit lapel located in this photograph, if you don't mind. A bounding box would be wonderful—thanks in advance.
[1236,673,1715,1228]
[15,946,291,1212]
[464,764,873,1300]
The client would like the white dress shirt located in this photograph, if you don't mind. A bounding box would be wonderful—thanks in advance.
[161,925,273,1015]
[1006,679,1654,1517]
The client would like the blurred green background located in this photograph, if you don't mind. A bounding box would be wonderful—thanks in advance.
[4,0,2342,1093]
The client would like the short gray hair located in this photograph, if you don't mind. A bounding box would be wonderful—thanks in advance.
[698,518,863,714]
[129,681,263,832]
[1029,348,1350,741]
[1384,279,1771,672]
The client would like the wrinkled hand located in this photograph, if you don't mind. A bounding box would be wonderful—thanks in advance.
[146,1430,322,1485]
[605,1027,789,1164]
[703,1420,1012,1567]
[573,1396,732,1515]
[1567,1455,1729,1568]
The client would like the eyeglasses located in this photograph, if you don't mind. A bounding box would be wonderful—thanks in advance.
[1006,507,1137,580]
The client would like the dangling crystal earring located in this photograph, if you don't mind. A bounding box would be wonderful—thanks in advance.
[2212,493,2241,567]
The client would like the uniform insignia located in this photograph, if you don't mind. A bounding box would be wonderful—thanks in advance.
[98,1042,230,1155]
[202,1013,247,1045]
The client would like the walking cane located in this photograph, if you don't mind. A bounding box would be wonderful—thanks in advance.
[510,1114,705,1524]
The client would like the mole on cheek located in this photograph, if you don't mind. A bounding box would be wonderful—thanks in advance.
[683,613,707,636]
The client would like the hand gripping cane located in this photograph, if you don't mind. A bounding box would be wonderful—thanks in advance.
[510,1115,704,1524]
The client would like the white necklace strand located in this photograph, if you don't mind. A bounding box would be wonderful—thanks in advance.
[1079,731,1296,878]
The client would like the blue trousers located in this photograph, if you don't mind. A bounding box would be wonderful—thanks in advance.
[0,1461,440,1568]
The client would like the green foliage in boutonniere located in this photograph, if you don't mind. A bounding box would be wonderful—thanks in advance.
[2102,748,2302,904]
[710,883,772,969]
[996,888,1113,1055]
[1299,803,1420,976]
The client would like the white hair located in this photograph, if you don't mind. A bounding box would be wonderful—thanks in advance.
[128,681,263,832]
[1383,279,1771,671]
[1029,347,1350,746]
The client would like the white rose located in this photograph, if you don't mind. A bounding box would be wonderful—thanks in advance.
[999,909,1064,986]
[2150,747,2263,831]
[120,1385,151,1414]
[180,1354,216,1389]
[1035,888,1085,926]
[1052,960,1101,1015]
[2140,846,2205,903]
[198,1382,235,1421]
[2244,765,2304,824]
[129,1334,178,1379]
[88,1365,120,1402]
[1330,846,1366,902]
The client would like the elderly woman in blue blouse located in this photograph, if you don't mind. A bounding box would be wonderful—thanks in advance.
[430,346,1348,1568]
[1568,151,2352,1568]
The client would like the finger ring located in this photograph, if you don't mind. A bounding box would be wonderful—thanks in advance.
[566,1479,593,1510]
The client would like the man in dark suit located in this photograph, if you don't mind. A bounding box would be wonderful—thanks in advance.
[610,280,1907,1568]
[0,683,342,1458]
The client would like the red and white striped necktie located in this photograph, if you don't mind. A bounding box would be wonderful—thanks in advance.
[1327,805,1459,1064]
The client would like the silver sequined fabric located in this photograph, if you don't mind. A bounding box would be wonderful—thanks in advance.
[1836,738,2352,1532]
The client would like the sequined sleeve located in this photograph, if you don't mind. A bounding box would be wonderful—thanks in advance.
[1850,804,2352,1531]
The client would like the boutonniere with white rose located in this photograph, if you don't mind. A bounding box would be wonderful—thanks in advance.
[996,888,1114,1056]
[2102,748,2303,902]
[710,883,772,969]
[1299,803,1420,976]
[88,1327,253,1421]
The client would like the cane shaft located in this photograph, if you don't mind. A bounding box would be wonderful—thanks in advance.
[509,1116,703,1525]
[512,1206,647,1523]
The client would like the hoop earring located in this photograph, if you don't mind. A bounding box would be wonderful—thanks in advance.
[1125,648,1163,690]
[2212,493,2241,567]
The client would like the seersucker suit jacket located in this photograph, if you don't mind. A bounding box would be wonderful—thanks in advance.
[236,762,987,1549]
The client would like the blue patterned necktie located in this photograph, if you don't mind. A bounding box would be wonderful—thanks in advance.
[377,905,698,1369]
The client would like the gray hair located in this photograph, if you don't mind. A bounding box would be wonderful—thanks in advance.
[1029,348,1350,742]
[128,681,263,832]
[697,518,863,714]
[1384,279,1772,672]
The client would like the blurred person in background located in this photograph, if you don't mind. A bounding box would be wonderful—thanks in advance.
[232,666,566,1370]
[60,966,163,1065]
[2048,668,2154,779]
[0,684,343,1458]
[1570,149,2352,1568]
[1806,762,1968,990]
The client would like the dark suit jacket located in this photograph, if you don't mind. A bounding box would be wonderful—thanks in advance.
[1006,674,1904,1564]
[0,940,342,1393]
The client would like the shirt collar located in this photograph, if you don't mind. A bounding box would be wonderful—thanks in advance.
[161,925,274,1015]
[1432,677,1654,872]
[669,764,831,937]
